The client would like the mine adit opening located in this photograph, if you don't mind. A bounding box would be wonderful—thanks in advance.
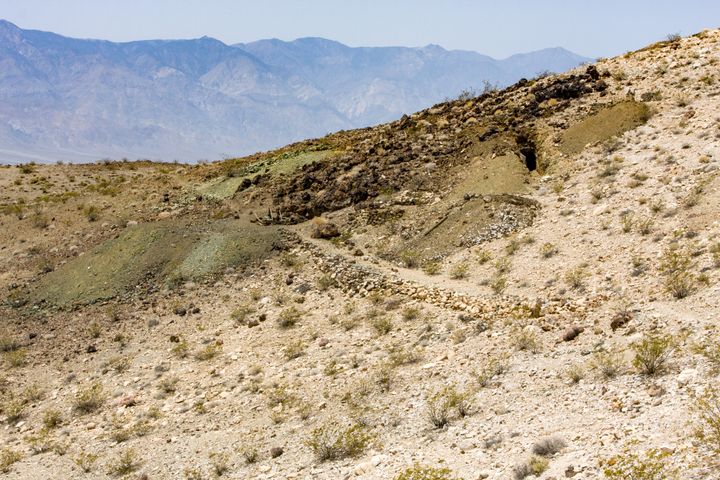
[516,134,538,172]
[520,146,537,171]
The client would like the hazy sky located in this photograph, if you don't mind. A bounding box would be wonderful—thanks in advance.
[1,0,717,58]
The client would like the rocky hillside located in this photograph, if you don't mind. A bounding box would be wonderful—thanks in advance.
[1,30,719,480]
[0,19,588,163]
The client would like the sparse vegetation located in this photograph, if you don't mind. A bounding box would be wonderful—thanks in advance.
[532,436,567,456]
[632,334,673,375]
[0,448,23,474]
[513,456,549,479]
[511,326,541,353]
[475,354,510,387]
[449,261,469,279]
[539,242,558,258]
[74,452,99,473]
[306,422,373,461]
[195,342,223,361]
[42,408,63,429]
[564,265,588,290]
[1,30,719,480]
[277,306,303,328]
[73,382,106,414]
[426,385,472,428]
[107,448,140,476]
[693,386,720,456]
[394,464,461,480]
[591,349,624,379]
[371,316,393,335]
[603,447,677,480]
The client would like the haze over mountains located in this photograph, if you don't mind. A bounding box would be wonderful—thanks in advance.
[0,20,591,163]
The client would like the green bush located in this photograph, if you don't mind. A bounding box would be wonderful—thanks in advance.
[426,385,472,428]
[693,386,720,456]
[277,307,303,328]
[631,334,673,375]
[394,464,462,480]
[659,246,695,299]
[513,456,548,479]
[306,422,373,461]
[0,448,23,473]
[603,448,676,480]
[73,382,106,414]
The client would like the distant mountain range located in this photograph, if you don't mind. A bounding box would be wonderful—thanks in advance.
[0,20,591,163]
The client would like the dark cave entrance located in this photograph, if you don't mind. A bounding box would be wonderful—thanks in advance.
[520,146,537,171]
[516,134,538,172]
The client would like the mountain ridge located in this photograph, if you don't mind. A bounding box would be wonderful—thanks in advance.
[0,20,591,163]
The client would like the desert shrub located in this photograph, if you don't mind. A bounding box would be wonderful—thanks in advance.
[539,242,558,258]
[107,448,140,476]
[506,239,521,255]
[674,93,690,107]
[172,339,190,358]
[31,210,49,229]
[475,355,510,387]
[0,335,19,353]
[710,243,720,268]
[306,422,373,461]
[277,307,303,328]
[450,262,469,279]
[694,341,720,373]
[210,451,230,476]
[42,408,63,429]
[84,205,99,222]
[477,249,492,264]
[494,257,511,274]
[693,386,720,456]
[620,212,635,233]
[566,364,585,384]
[421,261,441,275]
[511,327,541,353]
[394,464,461,480]
[0,448,23,473]
[371,316,393,335]
[3,397,25,424]
[532,436,567,456]
[401,306,422,321]
[4,348,26,368]
[241,447,258,464]
[283,340,306,360]
[591,350,624,379]
[230,305,255,324]
[195,342,222,361]
[158,375,179,395]
[659,246,695,298]
[399,249,421,268]
[635,216,654,235]
[603,448,677,480]
[280,252,303,269]
[184,467,203,480]
[426,385,472,428]
[426,388,453,429]
[649,198,665,213]
[489,275,507,294]
[388,345,422,366]
[564,265,588,290]
[513,456,549,479]
[631,334,673,375]
[73,382,106,414]
[74,452,99,473]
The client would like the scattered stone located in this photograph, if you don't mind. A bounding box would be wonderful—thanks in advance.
[562,325,584,341]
